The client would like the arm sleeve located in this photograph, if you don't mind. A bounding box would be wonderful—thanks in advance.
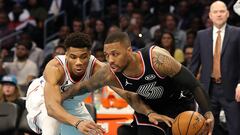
[172,66,211,113]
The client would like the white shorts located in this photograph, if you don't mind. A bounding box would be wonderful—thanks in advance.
[26,78,93,135]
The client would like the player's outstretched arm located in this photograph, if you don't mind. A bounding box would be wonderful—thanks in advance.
[44,60,104,135]
[62,64,112,100]
[110,86,174,126]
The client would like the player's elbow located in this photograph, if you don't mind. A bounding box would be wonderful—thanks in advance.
[45,102,56,117]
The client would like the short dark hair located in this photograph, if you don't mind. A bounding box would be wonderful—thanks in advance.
[16,40,32,50]
[64,32,92,49]
[104,32,131,47]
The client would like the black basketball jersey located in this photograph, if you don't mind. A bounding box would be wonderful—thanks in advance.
[114,46,195,131]
[115,46,193,113]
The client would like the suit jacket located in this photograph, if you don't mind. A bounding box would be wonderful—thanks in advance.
[190,24,240,100]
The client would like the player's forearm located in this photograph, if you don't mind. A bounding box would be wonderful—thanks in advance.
[62,80,102,100]
[46,101,78,126]
[126,93,154,116]
[63,69,108,100]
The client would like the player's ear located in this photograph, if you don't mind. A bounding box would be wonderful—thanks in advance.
[127,46,132,53]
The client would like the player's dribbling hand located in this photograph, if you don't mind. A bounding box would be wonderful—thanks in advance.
[204,111,214,135]
[148,112,174,127]
[76,120,105,135]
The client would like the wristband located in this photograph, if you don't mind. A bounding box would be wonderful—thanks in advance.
[146,111,155,117]
[74,119,84,129]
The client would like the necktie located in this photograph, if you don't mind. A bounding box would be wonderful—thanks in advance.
[213,30,221,80]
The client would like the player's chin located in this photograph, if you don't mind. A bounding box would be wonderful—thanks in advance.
[110,66,120,73]
[74,69,84,75]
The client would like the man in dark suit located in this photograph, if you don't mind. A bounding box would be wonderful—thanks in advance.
[190,1,240,135]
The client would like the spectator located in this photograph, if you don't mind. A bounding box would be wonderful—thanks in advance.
[18,32,44,68]
[119,15,130,32]
[107,25,121,35]
[140,0,155,28]
[27,0,48,28]
[71,17,84,32]
[43,25,70,58]
[0,47,14,63]
[185,30,196,47]
[182,45,193,68]
[92,47,106,62]
[127,10,151,50]
[156,31,184,63]
[1,40,38,89]
[94,19,107,43]
[0,75,25,111]
[175,0,191,30]
[8,2,36,30]
[104,3,119,27]
[163,13,186,50]
[0,11,16,49]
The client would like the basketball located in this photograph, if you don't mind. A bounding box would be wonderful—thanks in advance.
[172,111,207,135]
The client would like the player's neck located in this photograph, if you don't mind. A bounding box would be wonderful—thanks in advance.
[123,52,143,77]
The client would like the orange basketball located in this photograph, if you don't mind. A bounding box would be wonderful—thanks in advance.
[172,111,207,135]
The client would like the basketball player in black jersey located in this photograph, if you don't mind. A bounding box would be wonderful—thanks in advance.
[63,32,214,135]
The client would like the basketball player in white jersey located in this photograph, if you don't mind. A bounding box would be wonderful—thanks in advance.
[26,32,165,135]
[26,32,105,135]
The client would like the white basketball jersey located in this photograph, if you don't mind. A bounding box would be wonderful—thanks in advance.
[54,55,96,111]
[26,55,96,134]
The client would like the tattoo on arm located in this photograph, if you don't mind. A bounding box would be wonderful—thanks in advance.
[62,65,111,99]
[81,65,111,91]
[152,49,181,77]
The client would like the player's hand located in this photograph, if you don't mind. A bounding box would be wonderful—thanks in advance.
[148,112,174,127]
[204,111,214,135]
[76,120,105,135]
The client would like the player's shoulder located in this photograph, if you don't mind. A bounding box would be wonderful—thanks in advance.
[44,58,64,76]
[151,46,172,57]
[43,58,65,83]
[92,59,106,75]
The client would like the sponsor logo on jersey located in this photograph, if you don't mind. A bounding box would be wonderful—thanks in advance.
[145,74,156,81]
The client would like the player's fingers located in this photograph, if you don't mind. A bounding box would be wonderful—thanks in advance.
[88,129,97,135]
[86,122,105,134]
[164,120,172,127]
[149,118,158,125]
[166,117,174,123]
[148,116,158,124]
[164,116,175,127]
[96,124,105,133]
[95,128,104,135]
[205,119,213,135]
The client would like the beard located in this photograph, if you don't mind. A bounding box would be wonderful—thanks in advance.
[119,59,130,73]
[16,55,28,61]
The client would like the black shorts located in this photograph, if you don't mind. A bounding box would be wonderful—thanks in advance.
[131,99,196,135]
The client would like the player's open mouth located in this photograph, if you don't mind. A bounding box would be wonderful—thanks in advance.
[76,69,83,72]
